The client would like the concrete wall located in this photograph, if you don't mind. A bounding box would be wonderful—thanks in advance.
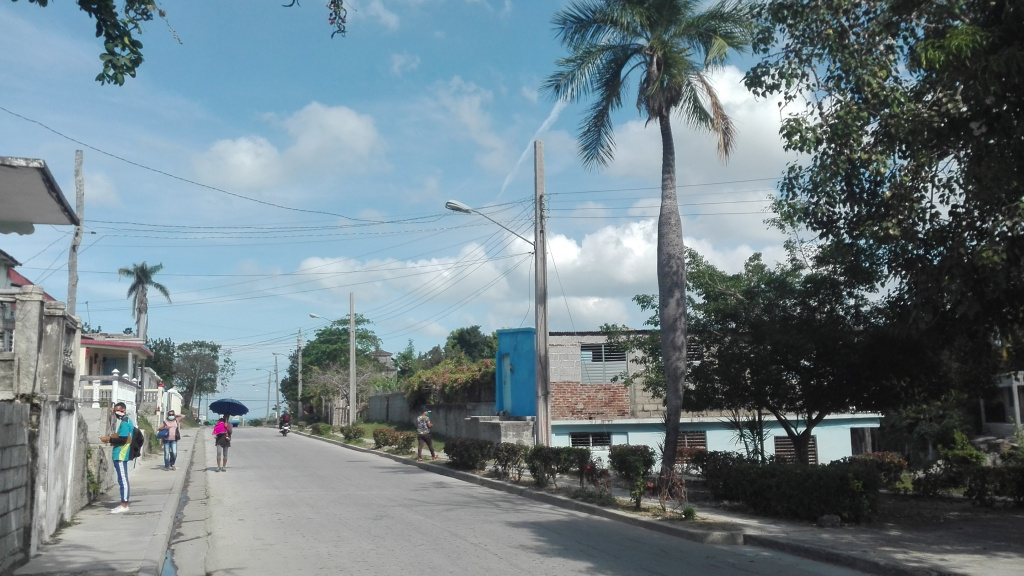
[29,399,84,556]
[463,416,534,445]
[0,402,30,575]
[367,393,410,424]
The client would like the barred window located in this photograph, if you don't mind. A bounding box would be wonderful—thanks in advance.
[570,432,612,448]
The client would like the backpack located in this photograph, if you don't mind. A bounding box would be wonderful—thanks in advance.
[129,425,145,460]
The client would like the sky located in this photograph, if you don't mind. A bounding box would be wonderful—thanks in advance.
[1,0,795,417]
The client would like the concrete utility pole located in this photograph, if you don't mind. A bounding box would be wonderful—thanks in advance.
[273,352,283,421]
[297,329,303,419]
[349,292,357,426]
[67,150,84,315]
[534,140,551,447]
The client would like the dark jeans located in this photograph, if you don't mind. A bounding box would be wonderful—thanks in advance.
[417,433,435,458]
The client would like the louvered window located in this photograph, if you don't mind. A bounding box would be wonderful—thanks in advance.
[773,436,818,465]
[580,344,626,384]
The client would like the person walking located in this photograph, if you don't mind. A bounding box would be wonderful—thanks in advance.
[212,415,233,472]
[415,410,437,462]
[157,409,185,471]
[100,402,134,513]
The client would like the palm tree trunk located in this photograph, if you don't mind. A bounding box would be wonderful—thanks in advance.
[657,112,688,478]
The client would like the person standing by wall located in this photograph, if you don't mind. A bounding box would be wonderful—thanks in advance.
[100,401,134,513]
[157,409,186,471]
[212,415,232,472]
[415,410,436,462]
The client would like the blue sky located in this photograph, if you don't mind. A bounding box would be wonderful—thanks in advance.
[1,1,794,415]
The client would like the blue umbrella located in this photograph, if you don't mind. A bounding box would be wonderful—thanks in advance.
[208,398,249,416]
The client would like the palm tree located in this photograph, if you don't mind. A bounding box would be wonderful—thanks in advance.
[118,262,171,341]
[544,0,753,477]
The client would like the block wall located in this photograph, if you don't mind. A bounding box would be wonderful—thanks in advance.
[0,402,30,575]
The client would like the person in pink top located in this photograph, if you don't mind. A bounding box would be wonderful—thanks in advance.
[157,409,186,471]
[212,415,233,472]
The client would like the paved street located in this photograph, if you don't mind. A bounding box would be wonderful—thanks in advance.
[171,429,869,576]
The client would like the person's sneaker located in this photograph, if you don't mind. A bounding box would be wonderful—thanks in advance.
[417,458,423,462]
[171,465,176,470]
[110,506,129,514]
[432,455,439,460]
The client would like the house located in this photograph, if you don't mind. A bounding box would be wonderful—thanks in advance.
[78,332,155,414]
[495,329,882,464]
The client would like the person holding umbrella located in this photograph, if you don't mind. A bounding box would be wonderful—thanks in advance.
[212,415,233,472]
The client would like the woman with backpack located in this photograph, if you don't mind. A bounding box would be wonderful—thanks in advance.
[99,401,134,514]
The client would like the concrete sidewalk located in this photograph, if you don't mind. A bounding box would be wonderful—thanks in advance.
[13,430,197,576]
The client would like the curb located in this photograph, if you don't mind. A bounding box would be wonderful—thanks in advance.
[140,429,198,576]
[298,431,744,545]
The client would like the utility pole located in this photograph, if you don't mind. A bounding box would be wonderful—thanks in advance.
[264,371,271,421]
[67,150,84,316]
[534,140,551,447]
[273,352,282,422]
[349,292,357,426]
[297,329,303,420]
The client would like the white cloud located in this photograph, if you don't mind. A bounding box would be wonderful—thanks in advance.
[391,53,421,77]
[432,77,509,173]
[83,172,121,208]
[521,85,539,103]
[365,0,401,30]
[193,102,387,192]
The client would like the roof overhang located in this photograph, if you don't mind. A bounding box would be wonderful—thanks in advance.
[0,157,79,235]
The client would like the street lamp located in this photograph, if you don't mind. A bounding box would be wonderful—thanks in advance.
[445,140,550,446]
[311,303,357,426]
[255,368,273,423]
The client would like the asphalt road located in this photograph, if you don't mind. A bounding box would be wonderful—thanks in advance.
[169,428,871,576]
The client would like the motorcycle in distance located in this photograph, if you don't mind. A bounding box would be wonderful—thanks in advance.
[279,422,290,436]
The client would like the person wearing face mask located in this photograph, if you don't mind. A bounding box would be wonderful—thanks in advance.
[157,409,186,471]
[99,402,134,514]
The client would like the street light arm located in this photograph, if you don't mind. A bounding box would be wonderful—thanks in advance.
[445,199,534,247]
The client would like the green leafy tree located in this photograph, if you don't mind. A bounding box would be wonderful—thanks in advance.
[174,340,232,414]
[146,337,176,385]
[14,0,349,85]
[279,315,383,419]
[401,354,496,408]
[117,261,170,341]
[744,0,1024,385]
[544,0,754,476]
[445,326,497,361]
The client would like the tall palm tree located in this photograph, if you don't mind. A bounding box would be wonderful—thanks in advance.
[118,262,171,341]
[544,0,753,477]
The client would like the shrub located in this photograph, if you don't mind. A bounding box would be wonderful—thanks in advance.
[567,486,617,506]
[395,431,417,454]
[965,463,1024,507]
[695,450,885,522]
[444,437,494,470]
[492,442,530,481]
[847,452,908,490]
[608,444,656,510]
[312,423,333,436]
[373,427,401,449]
[525,446,563,488]
[563,447,592,488]
[339,425,366,442]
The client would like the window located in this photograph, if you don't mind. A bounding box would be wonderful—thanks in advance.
[773,436,818,465]
[678,431,707,449]
[580,343,627,384]
[570,432,612,448]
